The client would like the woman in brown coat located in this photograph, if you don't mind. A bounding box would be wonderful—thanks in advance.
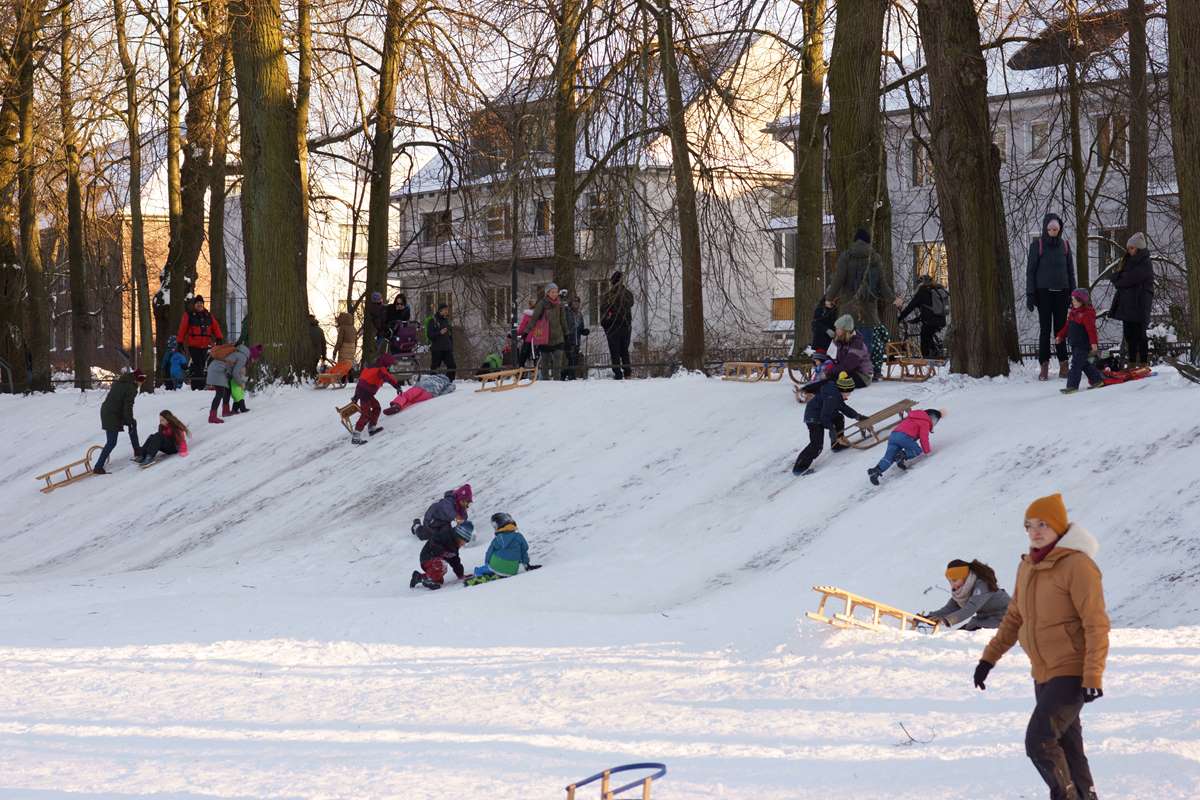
[333,312,358,365]
[974,493,1109,800]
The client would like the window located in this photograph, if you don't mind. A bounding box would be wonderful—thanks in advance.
[767,186,794,219]
[1095,226,1125,275]
[587,278,609,324]
[339,222,365,259]
[1029,120,1052,161]
[420,290,453,317]
[771,297,795,322]
[484,285,512,325]
[1094,114,1128,167]
[421,209,453,246]
[534,199,552,236]
[994,126,1008,163]
[912,242,949,288]
[587,192,612,229]
[484,205,510,241]
[911,139,934,187]
[773,231,797,272]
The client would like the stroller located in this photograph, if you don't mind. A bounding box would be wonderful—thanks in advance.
[385,321,423,377]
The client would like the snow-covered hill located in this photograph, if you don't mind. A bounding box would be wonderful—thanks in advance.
[1,366,1199,798]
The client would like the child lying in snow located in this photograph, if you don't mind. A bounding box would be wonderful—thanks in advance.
[466,513,540,585]
[383,373,455,415]
[922,559,1010,630]
[867,408,943,485]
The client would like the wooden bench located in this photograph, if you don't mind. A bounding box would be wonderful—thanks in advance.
[722,361,785,382]
[806,585,939,633]
[35,445,104,494]
[834,399,917,450]
[476,367,538,393]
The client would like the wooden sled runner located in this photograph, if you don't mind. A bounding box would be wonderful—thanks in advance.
[882,342,939,382]
[806,585,940,633]
[336,401,360,433]
[315,360,352,389]
[35,445,103,493]
[835,399,917,450]
[722,361,786,382]
[476,367,538,393]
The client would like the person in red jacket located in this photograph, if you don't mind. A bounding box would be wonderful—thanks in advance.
[350,353,400,445]
[177,295,224,390]
[1056,289,1105,394]
[868,408,943,485]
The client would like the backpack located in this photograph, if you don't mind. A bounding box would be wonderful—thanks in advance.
[209,343,236,361]
[928,287,949,318]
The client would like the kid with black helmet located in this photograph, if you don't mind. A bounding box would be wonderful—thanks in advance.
[465,513,539,585]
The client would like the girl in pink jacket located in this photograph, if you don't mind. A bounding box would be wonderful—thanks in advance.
[868,409,943,485]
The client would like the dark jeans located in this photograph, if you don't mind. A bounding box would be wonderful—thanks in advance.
[210,385,229,414]
[142,432,179,461]
[538,344,563,380]
[1026,676,1095,800]
[518,342,532,368]
[1067,346,1104,390]
[94,421,140,471]
[1036,289,1070,364]
[1122,320,1149,363]
[430,349,456,381]
[919,322,944,359]
[188,346,209,390]
[562,345,583,380]
[793,416,846,472]
[605,324,632,379]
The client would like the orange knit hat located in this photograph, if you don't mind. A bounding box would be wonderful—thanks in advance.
[1025,493,1069,535]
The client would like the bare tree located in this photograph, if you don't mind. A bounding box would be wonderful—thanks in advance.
[1167,0,1200,353]
[1126,0,1148,235]
[60,1,92,387]
[791,0,825,357]
[209,41,232,330]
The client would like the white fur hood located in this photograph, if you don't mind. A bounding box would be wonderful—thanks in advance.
[1056,524,1100,559]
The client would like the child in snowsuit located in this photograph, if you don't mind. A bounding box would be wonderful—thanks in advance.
[350,353,400,444]
[161,336,188,390]
[384,373,455,415]
[867,408,942,485]
[810,298,839,355]
[467,512,535,584]
[412,484,473,540]
[792,371,867,475]
[136,410,190,465]
[206,347,236,423]
[1056,288,1105,393]
[922,559,1010,630]
[411,520,474,589]
[226,344,262,414]
[93,369,147,474]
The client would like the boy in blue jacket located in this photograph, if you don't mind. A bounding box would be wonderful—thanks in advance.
[465,513,540,586]
[161,336,188,390]
[792,371,867,476]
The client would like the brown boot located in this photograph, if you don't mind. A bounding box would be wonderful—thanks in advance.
[1038,362,1049,381]
[1058,361,1069,379]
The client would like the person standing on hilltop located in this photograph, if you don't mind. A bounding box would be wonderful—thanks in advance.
[177,295,223,391]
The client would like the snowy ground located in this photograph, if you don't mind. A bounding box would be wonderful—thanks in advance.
[2,365,1199,798]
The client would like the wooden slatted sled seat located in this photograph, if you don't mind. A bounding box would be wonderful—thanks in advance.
[883,341,940,382]
[336,401,360,433]
[476,367,538,392]
[806,585,940,633]
[35,445,104,494]
[722,361,786,382]
[834,399,917,450]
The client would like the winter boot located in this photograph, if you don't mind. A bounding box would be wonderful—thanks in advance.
[222,399,232,417]
[351,430,365,445]
[1058,361,1069,379]
[368,425,383,436]
[1038,362,1049,381]
[420,578,442,590]
[1060,387,1078,395]
[895,452,909,471]
[867,467,882,486]
[235,400,250,413]
[409,570,423,589]
[1087,380,1105,390]
[209,410,225,424]
[791,455,809,476]
[92,466,107,475]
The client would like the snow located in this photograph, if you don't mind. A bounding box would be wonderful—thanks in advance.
[2,367,1200,798]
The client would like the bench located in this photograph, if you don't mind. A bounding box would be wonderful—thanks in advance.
[722,361,786,382]
[834,399,918,450]
[476,367,538,393]
[35,445,103,493]
[806,585,939,633]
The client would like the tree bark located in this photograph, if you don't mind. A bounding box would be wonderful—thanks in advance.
[917,0,1017,377]
[0,96,23,389]
[15,0,52,392]
[209,43,232,329]
[552,0,583,296]
[61,1,91,388]
[229,0,310,378]
[115,0,156,389]
[827,0,888,253]
[295,0,311,300]
[363,0,404,364]
[791,0,826,358]
[654,0,704,369]
[1167,0,1200,354]
[1065,1,1089,288]
[1126,0,1149,237]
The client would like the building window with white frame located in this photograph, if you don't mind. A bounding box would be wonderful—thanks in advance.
[1029,120,1052,161]
[912,241,949,287]
[484,285,512,325]
[1094,113,1128,168]
[587,278,608,324]
[993,126,1008,163]
[421,209,453,247]
[339,221,366,259]
[534,200,552,236]
[911,139,934,187]
[484,205,510,241]
[773,231,796,272]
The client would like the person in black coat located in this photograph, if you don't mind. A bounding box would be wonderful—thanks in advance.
[792,371,868,475]
[1026,213,1076,380]
[1109,232,1154,367]
[411,522,473,589]
[386,294,412,331]
[601,271,635,379]
[94,369,147,473]
[307,314,325,374]
[426,303,456,380]
[896,275,948,358]
[810,298,839,355]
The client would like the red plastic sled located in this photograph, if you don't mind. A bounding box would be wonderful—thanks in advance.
[1101,366,1153,386]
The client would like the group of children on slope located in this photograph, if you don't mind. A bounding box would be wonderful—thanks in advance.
[407,484,540,590]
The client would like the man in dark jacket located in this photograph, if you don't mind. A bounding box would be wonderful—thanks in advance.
[562,294,589,380]
[94,369,147,473]
[601,271,634,379]
[1026,213,1076,380]
[1109,232,1154,368]
[825,229,894,379]
[810,298,839,354]
[307,314,326,375]
[792,371,867,475]
[896,275,948,358]
[426,303,455,380]
[177,295,223,390]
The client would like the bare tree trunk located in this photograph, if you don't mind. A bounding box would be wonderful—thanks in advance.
[827,0,887,252]
[1167,0,1200,354]
[166,0,182,235]
[654,0,703,369]
[552,0,584,296]
[363,0,403,364]
[1065,2,1089,288]
[0,97,23,389]
[209,43,232,328]
[115,0,156,389]
[791,0,826,358]
[16,1,51,392]
[295,0,311,305]
[917,0,1016,377]
[229,0,310,378]
[1126,0,1149,237]
[61,1,91,388]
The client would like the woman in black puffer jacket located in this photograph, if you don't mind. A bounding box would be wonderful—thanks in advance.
[1109,232,1154,368]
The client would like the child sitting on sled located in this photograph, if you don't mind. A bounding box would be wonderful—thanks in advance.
[136,410,190,465]
[410,520,474,590]
[867,408,942,485]
[465,513,540,585]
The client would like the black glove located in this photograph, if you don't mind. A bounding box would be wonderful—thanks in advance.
[1082,687,1103,703]
[1026,295,1036,313]
[973,660,993,690]
[526,564,542,571]
[581,328,590,336]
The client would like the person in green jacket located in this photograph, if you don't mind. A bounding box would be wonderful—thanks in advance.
[94,369,147,474]
[528,283,567,380]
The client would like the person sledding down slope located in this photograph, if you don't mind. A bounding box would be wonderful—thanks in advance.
[411,484,473,541]
[349,353,400,444]
[464,513,542,586]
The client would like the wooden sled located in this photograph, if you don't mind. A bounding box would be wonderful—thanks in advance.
[834,399,917,450]
[476,367,538,393]
[806,585,940,633]
[35,445,103,494]
[336,401,360,433]
[566,763,667,800]
[315,360,352,389]
[722,361,786,382]
[882,342,938,382]
[787,359,819,403]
